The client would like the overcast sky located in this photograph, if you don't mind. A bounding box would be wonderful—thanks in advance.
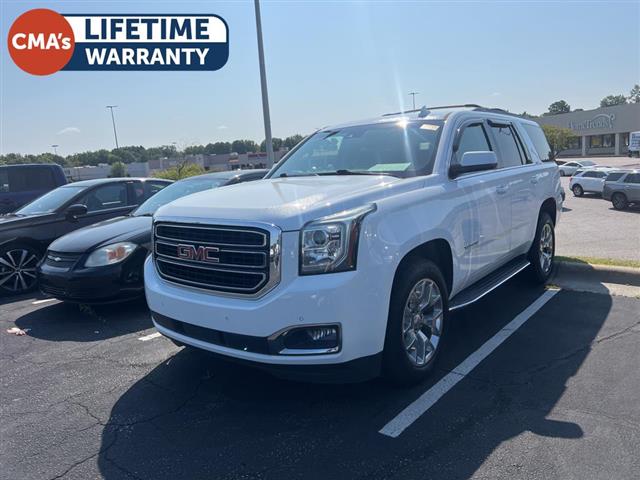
[1,0,638,156]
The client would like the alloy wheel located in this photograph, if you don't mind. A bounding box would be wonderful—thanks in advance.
[539,223,554,274]
[402,278,443,367]
[0,248,40,293]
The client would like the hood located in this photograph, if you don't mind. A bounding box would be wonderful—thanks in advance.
[48,215,152,253]
[0,213,56,231]
[154,175,423,231]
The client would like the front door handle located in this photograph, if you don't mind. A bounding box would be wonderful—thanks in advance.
[496,185,509,195]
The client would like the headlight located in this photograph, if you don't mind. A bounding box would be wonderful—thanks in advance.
[300,204,376,275]
[84,242,137,267]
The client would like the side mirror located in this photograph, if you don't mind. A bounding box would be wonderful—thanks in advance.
[65,204,88,220]
[450,151,498,178]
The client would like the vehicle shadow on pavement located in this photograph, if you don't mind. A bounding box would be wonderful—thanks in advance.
[13,299,152,342]
[95,280,614,479]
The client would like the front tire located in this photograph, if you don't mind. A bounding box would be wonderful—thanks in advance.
[528,212,555,284]
[612,193,628,210]
[572,184,584,197]
[383,259,448,385]
[0,244,42,295]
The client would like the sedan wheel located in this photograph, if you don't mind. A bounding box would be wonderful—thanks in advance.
[612,193,628,211]
[572,184,583,197]
[0,247,41,294]
[402,278,444,367]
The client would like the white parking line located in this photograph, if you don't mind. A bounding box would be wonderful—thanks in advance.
[138,332,162,341]
[32,298,57,305]
[379,288,559,438]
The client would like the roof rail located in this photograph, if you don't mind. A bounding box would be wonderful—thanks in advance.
[382,104,484,117]
[472,107,524,118]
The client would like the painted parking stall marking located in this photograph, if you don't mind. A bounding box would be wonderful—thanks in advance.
[379,289,559,438]
[139,332,162,341]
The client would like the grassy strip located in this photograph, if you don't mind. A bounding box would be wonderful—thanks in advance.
[556,255,640,269]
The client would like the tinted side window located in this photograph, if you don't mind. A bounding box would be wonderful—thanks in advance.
[28,167,56,190]
[582,172,598,178]
[0,170,8,193]
[594,171,607,179]
[606,172,624,182]
[490,125,523,168]
[522,124,552,162]
[624,173,640,184]
[78,184,128,212]
[455,124,491,163]
[145,181,170,199]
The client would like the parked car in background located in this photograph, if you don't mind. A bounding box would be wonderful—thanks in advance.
[0,164,67,214]
[602,170,640,210]
[0,178,171,295]
[38,170,267,303]
[568,168,614,196]
[558,160,597,177]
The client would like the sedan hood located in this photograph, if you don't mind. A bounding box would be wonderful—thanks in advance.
[48,216,152,253]
[154,175,423,231]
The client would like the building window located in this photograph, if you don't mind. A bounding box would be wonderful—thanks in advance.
[589,135,614,148]
[567,136,581,150]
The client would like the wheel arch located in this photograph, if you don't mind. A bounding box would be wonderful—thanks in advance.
[392,238,453,296]
[539,197,557,225]
[0,236,47,254]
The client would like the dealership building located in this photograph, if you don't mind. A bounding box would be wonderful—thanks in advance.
[534,103,640,157]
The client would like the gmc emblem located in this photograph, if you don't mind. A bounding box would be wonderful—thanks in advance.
[176,244,220,263]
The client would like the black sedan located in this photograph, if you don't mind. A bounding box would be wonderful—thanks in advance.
[1,177,171,295]
[37,169,267,304]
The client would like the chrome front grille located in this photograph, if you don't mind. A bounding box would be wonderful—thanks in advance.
[153,222,281,297]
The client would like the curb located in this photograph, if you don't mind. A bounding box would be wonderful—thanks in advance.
[553,260,640,295]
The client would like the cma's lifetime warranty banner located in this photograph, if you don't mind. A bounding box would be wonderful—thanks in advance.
[7,9,229,75]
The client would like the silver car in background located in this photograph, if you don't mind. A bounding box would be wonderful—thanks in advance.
[602,170,640,210]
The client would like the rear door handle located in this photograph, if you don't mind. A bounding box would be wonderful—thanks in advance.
[496,185,509,195]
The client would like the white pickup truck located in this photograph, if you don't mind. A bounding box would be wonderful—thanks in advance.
[145,105,562,384]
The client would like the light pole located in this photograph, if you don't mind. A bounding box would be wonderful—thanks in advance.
[51,144,59,155]
[409,92,419,110]
[106,105,120,149]
[254,0,274,167]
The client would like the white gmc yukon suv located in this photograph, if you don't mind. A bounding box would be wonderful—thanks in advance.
[145,105,562,384]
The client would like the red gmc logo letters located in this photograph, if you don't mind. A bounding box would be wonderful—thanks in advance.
[176,244,220,263]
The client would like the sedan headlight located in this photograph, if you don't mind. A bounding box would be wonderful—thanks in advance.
[84,242,137,267]
[300,204,376,275]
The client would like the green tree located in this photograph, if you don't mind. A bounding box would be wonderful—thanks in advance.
[627,84,639,103]
[541,125,574,160]
[204,142,232,155]
[283,134,304,149]
[154,161,205,180]
[110,161,127,177]
[231,140,258,154]
[184,145,206,155]
[259,137,283,152]
[546,100,571,115]
[600,94,627,107]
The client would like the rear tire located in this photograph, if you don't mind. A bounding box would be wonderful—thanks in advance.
[572,184,584,197]
[528,212,555,284]
[0,244,42,295]
[612,193,628,210]
[383,259,449,385]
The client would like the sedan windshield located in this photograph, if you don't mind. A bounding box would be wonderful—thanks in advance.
[269,120,443,178]
[133,177,228,216]
[15,185,86,215]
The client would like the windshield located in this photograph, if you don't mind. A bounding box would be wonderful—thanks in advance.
[132,177,228,216]
[15,185,85,215]
[269,120,443,178]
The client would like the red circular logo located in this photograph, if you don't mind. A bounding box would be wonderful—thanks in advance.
[7,9,75,76]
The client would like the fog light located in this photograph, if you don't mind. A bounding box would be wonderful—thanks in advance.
[271,325,341,355]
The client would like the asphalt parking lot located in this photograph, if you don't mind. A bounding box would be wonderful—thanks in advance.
[2,273,639,480]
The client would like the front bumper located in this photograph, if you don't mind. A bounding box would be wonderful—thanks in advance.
[38,251,146,303]
[144,231,391,377]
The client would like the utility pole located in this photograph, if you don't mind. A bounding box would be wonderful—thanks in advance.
[51,144,59,155]
[106,105,119,149]
[408,92,419,110]
[254,0,274,167]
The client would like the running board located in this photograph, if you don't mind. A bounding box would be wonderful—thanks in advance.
[449,256,530,311]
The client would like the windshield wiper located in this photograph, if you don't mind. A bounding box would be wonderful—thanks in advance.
[318,169,397,177]
[278,172,319,178]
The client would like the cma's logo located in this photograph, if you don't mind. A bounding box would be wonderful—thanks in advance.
[176,244,220,263]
